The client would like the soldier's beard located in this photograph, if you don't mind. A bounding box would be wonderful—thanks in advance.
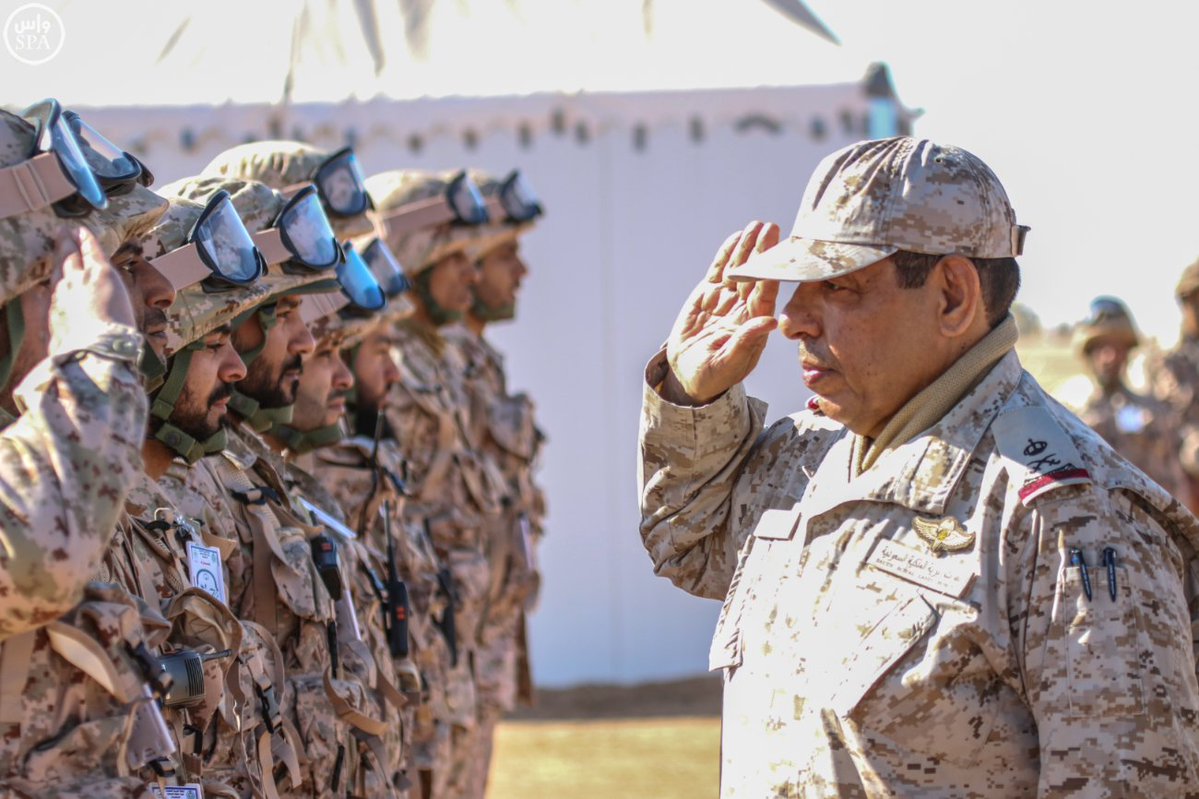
[162,381,235,442]
[239,354,303,409]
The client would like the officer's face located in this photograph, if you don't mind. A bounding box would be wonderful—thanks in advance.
[170,326,246,440]
[112,244,176,361]
[232,294,316,409]
[353,326,401,415]
[778,257,956,438]
[291,338,354,433]
[1086,338,1131,389]
[425,251,478,314]
[474,240,527,315]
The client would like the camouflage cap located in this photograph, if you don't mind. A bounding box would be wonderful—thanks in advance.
[202,140,375,239]
[303,299,380,352]
[164,279,273,356]
[1072,296,1139,354]
[365,169,482,278]
[1177,257,1199,300]
[163,175,336,304]
[0,110,142,305]
[728,136,1029,283]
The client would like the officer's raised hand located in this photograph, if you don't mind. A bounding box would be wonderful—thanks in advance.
[661,221,780,406]
[47,225,137,356]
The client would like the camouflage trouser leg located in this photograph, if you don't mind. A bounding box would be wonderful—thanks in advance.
[463,705,503,798]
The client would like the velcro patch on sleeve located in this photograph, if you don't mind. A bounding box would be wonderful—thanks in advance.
[992,405,1091,505]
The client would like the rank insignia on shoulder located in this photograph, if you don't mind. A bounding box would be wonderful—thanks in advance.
[913,516,975,554]
[993,405,1092,506]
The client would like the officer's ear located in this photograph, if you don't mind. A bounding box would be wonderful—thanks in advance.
[933,255,984,340]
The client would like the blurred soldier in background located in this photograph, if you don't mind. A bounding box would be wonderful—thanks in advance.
[1068,296,1190,503]
[450,169,547,796]
[366,168,502,798]
[1153,259,1199,514]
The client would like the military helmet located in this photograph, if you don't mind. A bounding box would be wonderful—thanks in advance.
[1177,257,1199,301]
[466,168,543,261]
[1073,296,1139,354]
[201,140,375,239]
[0,110,160,307]
[365,168,494,279]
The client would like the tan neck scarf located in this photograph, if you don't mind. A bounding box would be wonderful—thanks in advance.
[851,315,1018,477]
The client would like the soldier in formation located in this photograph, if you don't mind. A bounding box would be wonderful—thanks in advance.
[0,99,547,799]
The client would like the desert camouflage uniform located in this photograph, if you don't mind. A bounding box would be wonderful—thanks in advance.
[1153,339,1199,479]
[105,469,295,799]
[448,328,544,794]
[1073,382,1190,501]
[639,324,1199,797]
[317,435,450,796]
[384,319,507,796]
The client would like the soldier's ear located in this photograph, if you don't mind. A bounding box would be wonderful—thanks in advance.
[934,255,983,340]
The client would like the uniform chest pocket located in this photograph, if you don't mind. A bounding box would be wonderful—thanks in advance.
[829,591,1003,767]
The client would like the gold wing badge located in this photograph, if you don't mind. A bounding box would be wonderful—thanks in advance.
[913,516,975,554]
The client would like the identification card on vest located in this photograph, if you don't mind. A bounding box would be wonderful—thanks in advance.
[865,538,975,598]
[150,783,204,799]
[187,542,227,605]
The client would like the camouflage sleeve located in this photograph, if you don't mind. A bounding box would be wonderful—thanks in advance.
[1015,489,1199,795]
[638,350,768,600]
[0,331,147,640]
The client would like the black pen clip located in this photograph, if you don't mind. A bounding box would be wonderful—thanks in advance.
[1102,547,1117,601]
[1070,546,1093,601]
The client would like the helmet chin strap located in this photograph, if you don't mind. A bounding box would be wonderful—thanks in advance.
[414,268,462,326]
[0,298,26,400]
[469,295,515,323]
[227,302,295,432]
[267,420,344,455]
[139,341,167,393]
[148,343,229,464]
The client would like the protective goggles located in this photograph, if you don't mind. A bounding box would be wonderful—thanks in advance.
[488,170,543,223]
[150,190,267,291]
[63,110,153,196]
[0,98,112,219]
[361,237,410,299]
[312,147,372,218]
[300,241,386,323]
[376,170,489,236]
[253,185,342,272]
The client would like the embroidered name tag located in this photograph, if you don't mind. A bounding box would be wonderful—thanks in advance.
[187,541,227,605]
[866,539,976,597]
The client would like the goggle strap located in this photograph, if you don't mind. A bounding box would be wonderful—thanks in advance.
[300,290,349,324]
[0,153,78,219]
[377,198,454,237]
[150,243,211,291]
[252,228,292,266]
[280,182,309,201]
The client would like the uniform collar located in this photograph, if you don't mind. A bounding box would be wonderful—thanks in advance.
[803,349,1025,518]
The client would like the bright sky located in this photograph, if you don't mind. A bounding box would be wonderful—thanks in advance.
[814,0,1199,346]
[5,0,1196,345]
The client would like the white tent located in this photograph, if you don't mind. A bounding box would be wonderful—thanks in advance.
[5,0,914,686]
